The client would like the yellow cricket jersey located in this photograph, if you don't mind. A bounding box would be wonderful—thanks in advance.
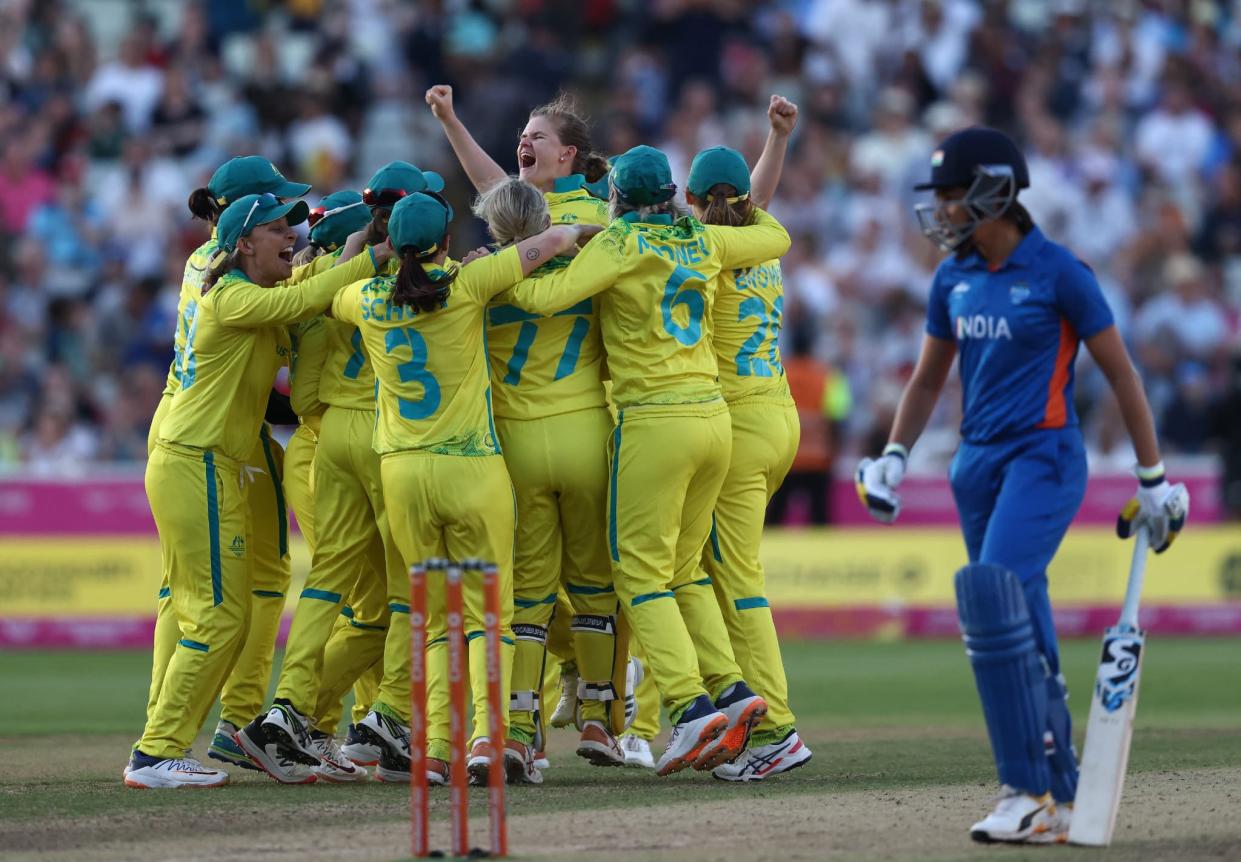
[504,208,791,410]
[485,175,609,421]
[712,258,792,402]
[163,231,349,398]
[159,253,380,463]
[318,257,401,411]
[289,315,328,420]
[332,246,529,457]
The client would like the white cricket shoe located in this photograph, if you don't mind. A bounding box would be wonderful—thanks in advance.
[258,701,320,764]
[233,721,318,785]
[619,733,655,769]
[1025,802,1071,845]
[623,657,643,730]
[712,729,812,782]
[656,700,728,777]
[970,787,1060,844]
[533,749,550,770]
[549,665,579,728]
[310,732,369,783]
[467,737,496,786]
[694,683,767,771]
[124,753,229,789]
[341,723,381,766]
[355,709,411,765]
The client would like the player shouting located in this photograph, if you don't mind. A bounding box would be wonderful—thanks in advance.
[425,86,632,774]
[855,127,1189,842]
[125,193,391,788]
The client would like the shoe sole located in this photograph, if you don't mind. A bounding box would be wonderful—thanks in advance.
[208,744,261,772]
[712,748,812,782]
[124,775,229,789]
[576,740,625,767]
[340,746,380,767]
[313,764,369,783]
[695,700,768,771]
[232,731,317,785]
[656,715,728,777]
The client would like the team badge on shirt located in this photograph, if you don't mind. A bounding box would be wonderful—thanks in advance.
[951,281,970,296]
[1009,284,1030,305]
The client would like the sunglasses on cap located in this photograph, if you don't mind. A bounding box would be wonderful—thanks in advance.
[363,187,409,209]
[307,199,367,228]
[240,192,281,236]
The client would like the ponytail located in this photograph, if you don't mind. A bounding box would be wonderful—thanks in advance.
[188,187,222,223]
[390,248,458,313]
[202,248,237,295]
[578,151,610,183]
[699,183,754,228]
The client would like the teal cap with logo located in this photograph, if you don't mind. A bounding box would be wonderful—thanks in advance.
[208,156,311,207]
[308,190,371,251]
[686,146,751,200]
[610,145,677,205]
[217,193,311,253]
[387,192,455,256]
[364,161,446,208]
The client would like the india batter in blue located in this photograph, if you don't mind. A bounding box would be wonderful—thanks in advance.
[856,127,1189,845]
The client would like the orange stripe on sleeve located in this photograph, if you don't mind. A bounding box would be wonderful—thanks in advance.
[1036,318,1076,429]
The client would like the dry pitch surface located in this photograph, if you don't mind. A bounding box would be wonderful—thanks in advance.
[3,641,1239,861]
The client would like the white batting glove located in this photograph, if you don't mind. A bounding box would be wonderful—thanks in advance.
[1116,463,1190,554]
[855,444,908,524]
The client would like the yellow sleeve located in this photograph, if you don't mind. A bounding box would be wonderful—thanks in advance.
[211,256,378,327]
[498,232,623,315]
[331,280,366,325]
[455,245,525,304]
[290,316,328,418]
[282,246,378,287]
[703,208,791,271]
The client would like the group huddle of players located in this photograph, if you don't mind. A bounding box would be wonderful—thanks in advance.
[123,86,809,791]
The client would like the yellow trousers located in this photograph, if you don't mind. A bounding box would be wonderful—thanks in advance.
[608,403,743,721]
[378,451,515,755]
[140,443,252,759]
[704,396,799,740]
[143,398,290,739]
[496,407,620,740]
[274,406,396,718]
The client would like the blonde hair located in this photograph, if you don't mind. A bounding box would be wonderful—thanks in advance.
[291,245,323,267]
[472,177,551,246]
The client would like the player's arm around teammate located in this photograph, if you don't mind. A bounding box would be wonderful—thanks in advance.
[235,168,447,785]
[332,191,595,786]
[855,127,1189,843]
[125,193,393,789]
[518,145,791,777]
[688,96,813,782]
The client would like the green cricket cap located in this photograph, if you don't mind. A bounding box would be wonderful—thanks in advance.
[365,160,446,203]
[610,145,677,205]
[686,146,751,199]
[217,193,310,253]
[387,192,455,256]
[208,156,310,206]
[308,190,371,251]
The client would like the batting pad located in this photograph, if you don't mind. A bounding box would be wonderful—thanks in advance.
[955,563,1052,796]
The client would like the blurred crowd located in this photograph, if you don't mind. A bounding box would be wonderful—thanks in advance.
[1,0,1240,513]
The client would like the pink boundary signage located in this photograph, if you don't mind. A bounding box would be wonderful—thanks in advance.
[4,605,1239,649]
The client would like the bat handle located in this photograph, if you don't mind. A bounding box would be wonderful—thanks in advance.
[1117,525,1149,630]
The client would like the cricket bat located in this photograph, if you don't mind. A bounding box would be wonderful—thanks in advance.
[1069,526,1150,847]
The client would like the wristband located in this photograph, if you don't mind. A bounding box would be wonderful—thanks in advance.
[882,443,909,462]
[1136,461,1166,488]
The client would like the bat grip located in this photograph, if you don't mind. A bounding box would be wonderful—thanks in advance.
[1118,525,1149,630]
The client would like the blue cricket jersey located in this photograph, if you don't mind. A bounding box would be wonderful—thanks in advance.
[926,227,1114,444]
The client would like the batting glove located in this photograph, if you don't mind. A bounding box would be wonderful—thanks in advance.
[855,443,907,524]
[1116,463,1189,553]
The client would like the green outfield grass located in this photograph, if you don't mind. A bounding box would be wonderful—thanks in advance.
[2,638,1239,861]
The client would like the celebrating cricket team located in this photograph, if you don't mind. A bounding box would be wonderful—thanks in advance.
[123,83,1191,846]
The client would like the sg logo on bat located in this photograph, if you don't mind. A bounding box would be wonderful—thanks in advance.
[1094,632,1143,714]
